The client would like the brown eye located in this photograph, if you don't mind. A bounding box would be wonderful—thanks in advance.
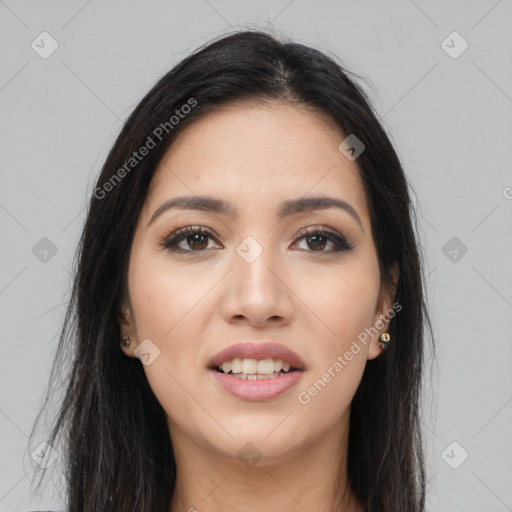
[305,233,328,251]
[161,227,221,253]
[293,228,353,254]
[187,233,209,250]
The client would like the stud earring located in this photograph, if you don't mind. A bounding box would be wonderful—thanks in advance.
[379,332,390,348]
[121,336,130,348]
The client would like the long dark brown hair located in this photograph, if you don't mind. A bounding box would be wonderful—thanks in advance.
[30,28,434,511]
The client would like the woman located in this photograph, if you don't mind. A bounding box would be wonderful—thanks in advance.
[31,29,433,511]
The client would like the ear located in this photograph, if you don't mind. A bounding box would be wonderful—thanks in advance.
[118,303,137,358]
[367,262,399,360]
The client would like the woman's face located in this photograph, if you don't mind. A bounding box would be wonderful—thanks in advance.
[120,101,396,465]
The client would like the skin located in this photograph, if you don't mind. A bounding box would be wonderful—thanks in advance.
[118,101,398,512]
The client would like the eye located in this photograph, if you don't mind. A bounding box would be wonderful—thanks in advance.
[292,227,353,253]
[160,226,222,253]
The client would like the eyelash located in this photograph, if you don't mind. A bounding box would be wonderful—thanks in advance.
[160,226,353,255]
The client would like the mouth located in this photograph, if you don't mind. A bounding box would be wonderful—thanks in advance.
[208,342,305,401]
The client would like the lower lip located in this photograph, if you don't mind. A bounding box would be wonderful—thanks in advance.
[209,369,304,401]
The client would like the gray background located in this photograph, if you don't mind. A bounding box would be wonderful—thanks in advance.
[1,1,511,510]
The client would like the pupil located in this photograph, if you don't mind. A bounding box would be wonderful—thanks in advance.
[308,234,326,251]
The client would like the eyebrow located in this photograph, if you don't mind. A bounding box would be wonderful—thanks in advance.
[148,194,364,230]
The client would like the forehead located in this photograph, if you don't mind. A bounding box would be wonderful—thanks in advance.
[144,102,369,223]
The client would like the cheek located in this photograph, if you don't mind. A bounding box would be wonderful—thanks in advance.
[126,246,215,414]
[325,278,377,332]
[295,253,380,348]
[293,256,380,412]
[128,245,208,341]
[127,267,205,430]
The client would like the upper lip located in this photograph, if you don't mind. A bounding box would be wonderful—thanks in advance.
[209,342,306,370]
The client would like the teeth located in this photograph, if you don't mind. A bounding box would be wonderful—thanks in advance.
[257,359,274,374]
[231,371,283,380]
[218,357,296,377]
[231,358,242,373]
[241,359,257,374]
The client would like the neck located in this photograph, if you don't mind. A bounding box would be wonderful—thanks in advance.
[168,414,363,512]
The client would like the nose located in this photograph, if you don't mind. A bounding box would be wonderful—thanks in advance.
[219,242,295,328]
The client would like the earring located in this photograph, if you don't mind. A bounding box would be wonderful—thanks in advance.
[379,332,390,348]
[121,335,130,348]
